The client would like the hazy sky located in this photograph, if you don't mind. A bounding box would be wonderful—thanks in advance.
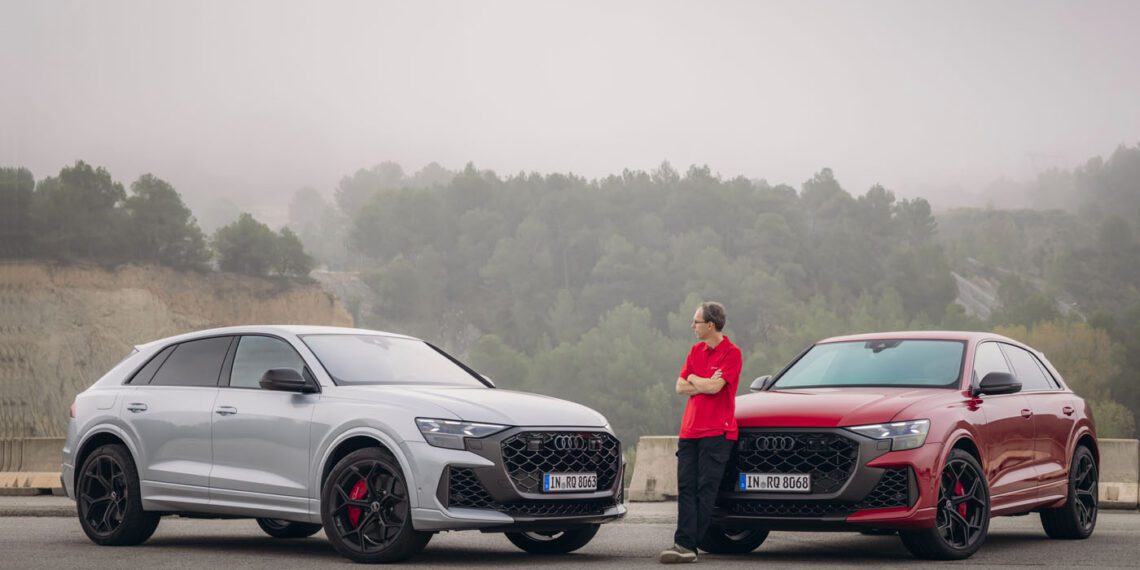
[2,0,1139,214]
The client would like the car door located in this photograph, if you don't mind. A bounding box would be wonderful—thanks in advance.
[971,341,1037,503]
[209,334,319,503]
[999,343,1074,494]
[120,336,231,499]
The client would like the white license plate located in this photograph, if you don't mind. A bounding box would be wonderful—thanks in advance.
[739,473,812,493]
[543,472,598,492]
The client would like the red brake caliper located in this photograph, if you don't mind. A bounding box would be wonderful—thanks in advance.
[954,480,967,517]
[347,480,369,528]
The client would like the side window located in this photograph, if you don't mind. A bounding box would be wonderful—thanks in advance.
[1000,344,1055,392]
[972,342,1010,383]
[1033,358,1062,389]
[127,345,176,385]
[150,337,233,387]
[229,336,307,389]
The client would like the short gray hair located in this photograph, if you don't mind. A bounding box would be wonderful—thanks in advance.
[699,302,726,331]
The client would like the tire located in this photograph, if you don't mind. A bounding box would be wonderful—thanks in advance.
[699,524,769,554]
[256,518,323,539]
[320,448,432,563]
[1040,445,1097,540]
[76,443,161,546]
[898,449,989,560]
[504,525,600,554]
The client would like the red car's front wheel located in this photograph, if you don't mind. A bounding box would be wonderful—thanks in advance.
[899,449,990,560]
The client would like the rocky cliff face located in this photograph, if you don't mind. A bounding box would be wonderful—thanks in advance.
[0,262,352,438]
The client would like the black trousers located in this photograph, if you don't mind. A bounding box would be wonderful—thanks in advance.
[673,435,734,550]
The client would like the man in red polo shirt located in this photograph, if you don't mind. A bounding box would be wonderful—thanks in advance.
[659,302,741,564]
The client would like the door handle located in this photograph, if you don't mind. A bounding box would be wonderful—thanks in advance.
[126,403,148,413]
[215,406,238,416]
[1063,406,1075,416]
[1020,409,1033,418]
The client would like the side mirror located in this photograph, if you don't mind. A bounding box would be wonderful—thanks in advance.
[976,372,1021,396]
[750,375,773,392]
[260,368,316,393]
[480,374,496,388]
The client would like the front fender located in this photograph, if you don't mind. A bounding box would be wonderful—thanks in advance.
[312,425,421,507]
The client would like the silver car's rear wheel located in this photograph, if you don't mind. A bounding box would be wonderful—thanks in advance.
[77,444,161,546]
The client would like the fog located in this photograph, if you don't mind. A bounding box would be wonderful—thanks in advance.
[3,0,1139,215]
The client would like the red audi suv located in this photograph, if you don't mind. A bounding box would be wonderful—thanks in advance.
[706,331,1098,560]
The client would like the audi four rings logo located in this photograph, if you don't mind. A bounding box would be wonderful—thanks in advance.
[552,435,601,451]
[754,436,797,451]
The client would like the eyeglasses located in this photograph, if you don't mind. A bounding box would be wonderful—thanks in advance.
[692,320,708,326]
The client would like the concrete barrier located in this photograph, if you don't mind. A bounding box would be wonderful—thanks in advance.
[628,436,679,501]
[1099,438,1138,509]
[628,435,1140,509]
[0,438,65,495]
[0,438,64,472]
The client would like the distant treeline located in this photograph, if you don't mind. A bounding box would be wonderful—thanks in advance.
[0,162,312,279]
[285,147,1140,442]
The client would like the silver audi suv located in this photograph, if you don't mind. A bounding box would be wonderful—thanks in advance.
[63,326,625,563]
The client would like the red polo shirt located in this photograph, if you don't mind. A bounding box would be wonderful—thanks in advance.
[678,335,741,441]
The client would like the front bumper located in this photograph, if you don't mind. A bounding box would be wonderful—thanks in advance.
[711,428,941,531]
[410,426,626,532]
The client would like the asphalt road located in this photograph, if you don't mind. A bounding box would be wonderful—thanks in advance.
[1,502,1136,568]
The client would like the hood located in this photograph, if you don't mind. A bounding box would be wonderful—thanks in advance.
[329,385,608,427]
[735,387,950,427]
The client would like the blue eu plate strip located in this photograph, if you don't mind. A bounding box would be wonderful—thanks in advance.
[739,473,747,491]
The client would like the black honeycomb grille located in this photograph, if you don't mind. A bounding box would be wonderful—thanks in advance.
[718,467,913,518]
[854,467,910,510]
[724,432,859,494]
[448,467,496,509]
[446,467,615,517]
[501,432,621,494]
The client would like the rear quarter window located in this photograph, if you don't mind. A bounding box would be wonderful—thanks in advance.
[149,337,234,387]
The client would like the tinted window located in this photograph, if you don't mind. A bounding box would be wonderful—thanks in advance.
[772,340,965,389]
[229,336,306,389]
[127,345,175,385]
[300,334,484,387]
[1000,344,1055,392]
[973,342,1010,383]
[150,337,232,387]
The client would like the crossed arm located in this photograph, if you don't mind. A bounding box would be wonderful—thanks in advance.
[676,370,726,395]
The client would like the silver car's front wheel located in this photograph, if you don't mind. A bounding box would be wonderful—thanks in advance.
[320,448,432,563]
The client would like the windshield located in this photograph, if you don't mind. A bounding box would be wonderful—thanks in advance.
[772,339,965,389]
[300,334,486,387]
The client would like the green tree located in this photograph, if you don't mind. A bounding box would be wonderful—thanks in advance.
[32,161,127,260]
[989,275,1060,328]
[123,174,211,269]
[275,227,313,278]
[213,213,280,277]
[0,167,35,256]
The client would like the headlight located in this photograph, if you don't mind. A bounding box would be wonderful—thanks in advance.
[415,418,508,450]
[846,419,930,451]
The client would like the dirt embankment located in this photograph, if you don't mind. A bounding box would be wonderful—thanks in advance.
[0,262,352,438]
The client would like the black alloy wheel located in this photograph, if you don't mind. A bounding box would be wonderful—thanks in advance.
[76,444,161,546]
[256,517,324,539]
[699,524,770,554]
[899,448,989,560]
[321,448,431,563]
[1041,445,1098,539]
[505,525,600,554]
